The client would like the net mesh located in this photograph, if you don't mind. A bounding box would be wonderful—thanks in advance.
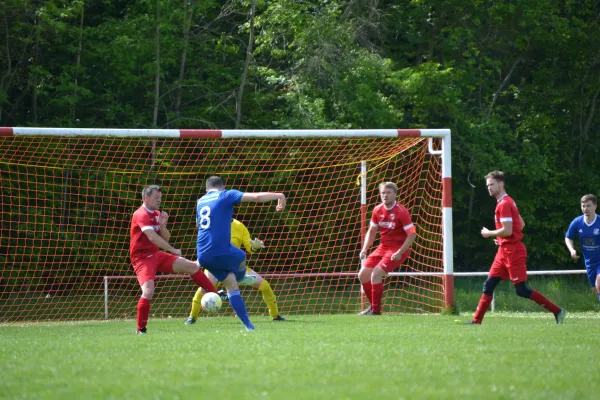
[0,135,444,321]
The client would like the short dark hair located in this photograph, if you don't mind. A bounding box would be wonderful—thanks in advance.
[581,194,597,205]
[142,185,161,199]
[206,176,225,190]
[485,170,505,183]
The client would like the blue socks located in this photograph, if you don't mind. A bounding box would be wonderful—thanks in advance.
[228,290,254,330]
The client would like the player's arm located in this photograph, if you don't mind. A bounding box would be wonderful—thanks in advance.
[237,222,255,254]
[392,231,417,260]
[481,202,513,238]
[565,220,580,259]
[482,220,512,238]
[359,224,379,259]
[157,211,171,242]
[564,237,579,259]
[519,215,525,229]
[392,213,417,259]
[143,229,180,256]
[241,192,286,211]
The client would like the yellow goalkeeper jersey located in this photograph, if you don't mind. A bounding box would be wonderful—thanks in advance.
[231,219,255,254]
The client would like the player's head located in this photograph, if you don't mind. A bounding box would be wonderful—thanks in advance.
[378,182,398,207]
[484,171,505,198]
[206,176,225,191]
[142,185,162,210]
[580,194,597,216]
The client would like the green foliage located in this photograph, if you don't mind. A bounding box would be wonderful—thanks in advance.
[0,0,599,272]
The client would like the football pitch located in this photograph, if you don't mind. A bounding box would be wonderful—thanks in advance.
[1,313,598,400]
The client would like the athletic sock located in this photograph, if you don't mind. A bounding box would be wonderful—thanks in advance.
[371,283,384,314]
[258,280,279,318]
[473,293,493,323]
[137,297,151,331]
[190,288,203,319]
[362,282,373,306]
[529,290,561,315]
[228,290,253,329]
[190,270,217,293]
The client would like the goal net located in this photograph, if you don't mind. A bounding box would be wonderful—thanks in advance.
[0,128,451,321]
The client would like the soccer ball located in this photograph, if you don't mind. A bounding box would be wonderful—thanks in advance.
[201,292,222,313]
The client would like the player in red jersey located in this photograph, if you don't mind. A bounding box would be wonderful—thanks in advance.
[358,182,417,315]
[465,171,566,324]
[130,185,218,334]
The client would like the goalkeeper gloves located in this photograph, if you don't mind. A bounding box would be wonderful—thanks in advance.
[249,237,265,252]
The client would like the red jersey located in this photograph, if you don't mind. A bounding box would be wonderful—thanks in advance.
[130,205,161,262]
[495,194,523,245]
[370,202,415,249]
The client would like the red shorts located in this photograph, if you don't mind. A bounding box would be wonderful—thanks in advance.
[131,251,179,286]
[489,242,528,284]
[364,246,411,272]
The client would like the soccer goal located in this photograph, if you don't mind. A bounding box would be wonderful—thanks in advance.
[0,127,453,321]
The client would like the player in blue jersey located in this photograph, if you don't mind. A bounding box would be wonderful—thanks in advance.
[196,176,286,331]
[565,194,600,303]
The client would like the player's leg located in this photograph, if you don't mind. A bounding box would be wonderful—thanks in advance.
[137,279,154,334]
[359,249,384,313]
[247,267,283,320]
[222,272,255,331]
[186,270,220,324]
[590,266,600,304]
[132,257,159,334]
[369,266,387,315]
[358,266,375,313]
[469,248,508,324]
[172,256,218,294]
[508,244,564,323]
[369,249,409,315]
[469,276,503,324]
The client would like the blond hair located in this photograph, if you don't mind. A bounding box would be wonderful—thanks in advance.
[378,182,398,194]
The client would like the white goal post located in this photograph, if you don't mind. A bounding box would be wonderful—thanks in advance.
[1,126,455,311]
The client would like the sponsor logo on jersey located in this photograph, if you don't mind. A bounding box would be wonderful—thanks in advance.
[379,221,396,229]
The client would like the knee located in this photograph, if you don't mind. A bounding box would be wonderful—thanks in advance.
[514,282,532,298]
[358,268,372,283]
[222,274,239,291]
[175,259,199,274]
[141,286,155,299]
[371,267,386,282]
[482,277,500,296]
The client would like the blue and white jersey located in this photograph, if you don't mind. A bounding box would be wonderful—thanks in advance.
[196,189,244,256]
[566,214,600,267]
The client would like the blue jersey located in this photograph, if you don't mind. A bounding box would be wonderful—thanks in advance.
[196,189,244,256]
[566,214,600,267]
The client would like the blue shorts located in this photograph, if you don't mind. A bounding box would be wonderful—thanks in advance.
[198,246,247,282]
[585,264,600,287]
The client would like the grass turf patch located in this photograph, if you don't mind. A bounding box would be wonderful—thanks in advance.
[1,313,598,399]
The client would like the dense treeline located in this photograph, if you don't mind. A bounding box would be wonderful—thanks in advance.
[1,0,599,270]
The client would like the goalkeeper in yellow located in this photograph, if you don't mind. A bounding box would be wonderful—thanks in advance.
[185,218,285,324]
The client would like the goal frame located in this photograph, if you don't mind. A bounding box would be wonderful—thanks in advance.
[0,126,454,310]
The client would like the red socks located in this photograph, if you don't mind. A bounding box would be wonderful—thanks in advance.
[372,283,384,314]
[137,297,151,331]
[529,290,561,315]
[362,282,373,305]
[473,294,493,323]
[191,270,217,293]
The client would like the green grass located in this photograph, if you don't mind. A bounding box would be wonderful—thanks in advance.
[1,313,599,399]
